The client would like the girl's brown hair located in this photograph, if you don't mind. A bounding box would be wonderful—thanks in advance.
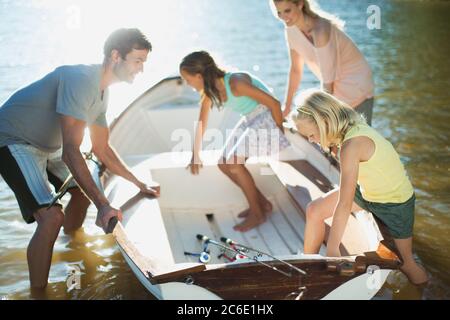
[180,51,226,107]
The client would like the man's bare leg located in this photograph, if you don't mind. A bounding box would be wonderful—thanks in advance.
[63,188,91,234]
[28,206,64,289]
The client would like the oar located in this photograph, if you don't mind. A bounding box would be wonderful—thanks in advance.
[46,152,98,209]
[102,216,118,234]
[46,174,74,209]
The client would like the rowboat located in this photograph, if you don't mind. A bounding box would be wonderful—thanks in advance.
[94,76,401,300]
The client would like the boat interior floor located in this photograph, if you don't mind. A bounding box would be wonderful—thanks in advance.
[105,152,380,272]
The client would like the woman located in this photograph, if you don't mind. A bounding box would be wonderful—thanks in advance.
[272,0,375,125]
[291,89,428,285]
[179,51,290,232]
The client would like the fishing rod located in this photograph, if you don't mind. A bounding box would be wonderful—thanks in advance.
[47,152,100,209]
[196,234,293,277]
[220,236,307,276]
[217,242,246,262]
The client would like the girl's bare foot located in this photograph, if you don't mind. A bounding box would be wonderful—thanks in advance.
[400,262,429,285]
[233,211,267,232]
[238,199,273,218]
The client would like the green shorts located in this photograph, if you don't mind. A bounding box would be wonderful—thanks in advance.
[354,185,415,239]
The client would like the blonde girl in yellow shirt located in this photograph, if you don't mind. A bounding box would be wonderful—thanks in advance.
[291,89,428,285]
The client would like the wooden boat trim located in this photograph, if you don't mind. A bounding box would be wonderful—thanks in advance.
[112,221,207,283]
[147,257,394,300]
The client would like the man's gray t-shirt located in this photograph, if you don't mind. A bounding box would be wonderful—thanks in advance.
[0,64,108,153]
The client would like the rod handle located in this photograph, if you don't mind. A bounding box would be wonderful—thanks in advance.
[220,237,234,245]
[196,234,209,241]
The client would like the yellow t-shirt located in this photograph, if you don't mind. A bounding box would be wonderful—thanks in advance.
[342,124,414,203]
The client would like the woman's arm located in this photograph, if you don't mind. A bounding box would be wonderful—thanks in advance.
[313,19,335,95]
[231,75,283,130]
[326,139,361,257]
[189,96,212,174]
[284,49,304,117]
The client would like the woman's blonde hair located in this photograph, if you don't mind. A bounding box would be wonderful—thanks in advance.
[291,89,365,150]
[271,0,345,30]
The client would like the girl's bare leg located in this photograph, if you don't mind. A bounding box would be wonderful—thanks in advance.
[304,188,363,254]
[218,161,272,218]
[218,157,266,232]
[394,238,429,285]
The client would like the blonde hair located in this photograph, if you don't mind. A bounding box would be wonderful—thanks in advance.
[271,0,345,30]
[291,89,365,150]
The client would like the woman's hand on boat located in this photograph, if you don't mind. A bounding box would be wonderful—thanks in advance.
[136,180,160,197]
[187,154,203,175]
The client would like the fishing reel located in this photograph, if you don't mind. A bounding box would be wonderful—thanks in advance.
[184,234,213,264]
[199,251,211,264]
[184,250,211,264]
[217,250,246,262]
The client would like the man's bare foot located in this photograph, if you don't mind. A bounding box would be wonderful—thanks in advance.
[400,262,429,285]
[238,199,273,218]
[233,211,266,232]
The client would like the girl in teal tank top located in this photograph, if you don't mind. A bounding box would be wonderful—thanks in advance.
[290,89,428,285]
[179,51,290,232]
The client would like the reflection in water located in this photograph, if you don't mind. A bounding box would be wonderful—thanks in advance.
[5,224,154,300]
[0,0,449,300]
[372,1,450,299]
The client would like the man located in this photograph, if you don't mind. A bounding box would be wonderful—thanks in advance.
[0,28,159,289]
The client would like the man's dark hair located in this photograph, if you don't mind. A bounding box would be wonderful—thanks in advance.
[103,28,152,60]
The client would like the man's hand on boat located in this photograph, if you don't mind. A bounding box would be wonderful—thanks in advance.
[187,153,203,175]
[135,180,160,197]
[96,204,123,233]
